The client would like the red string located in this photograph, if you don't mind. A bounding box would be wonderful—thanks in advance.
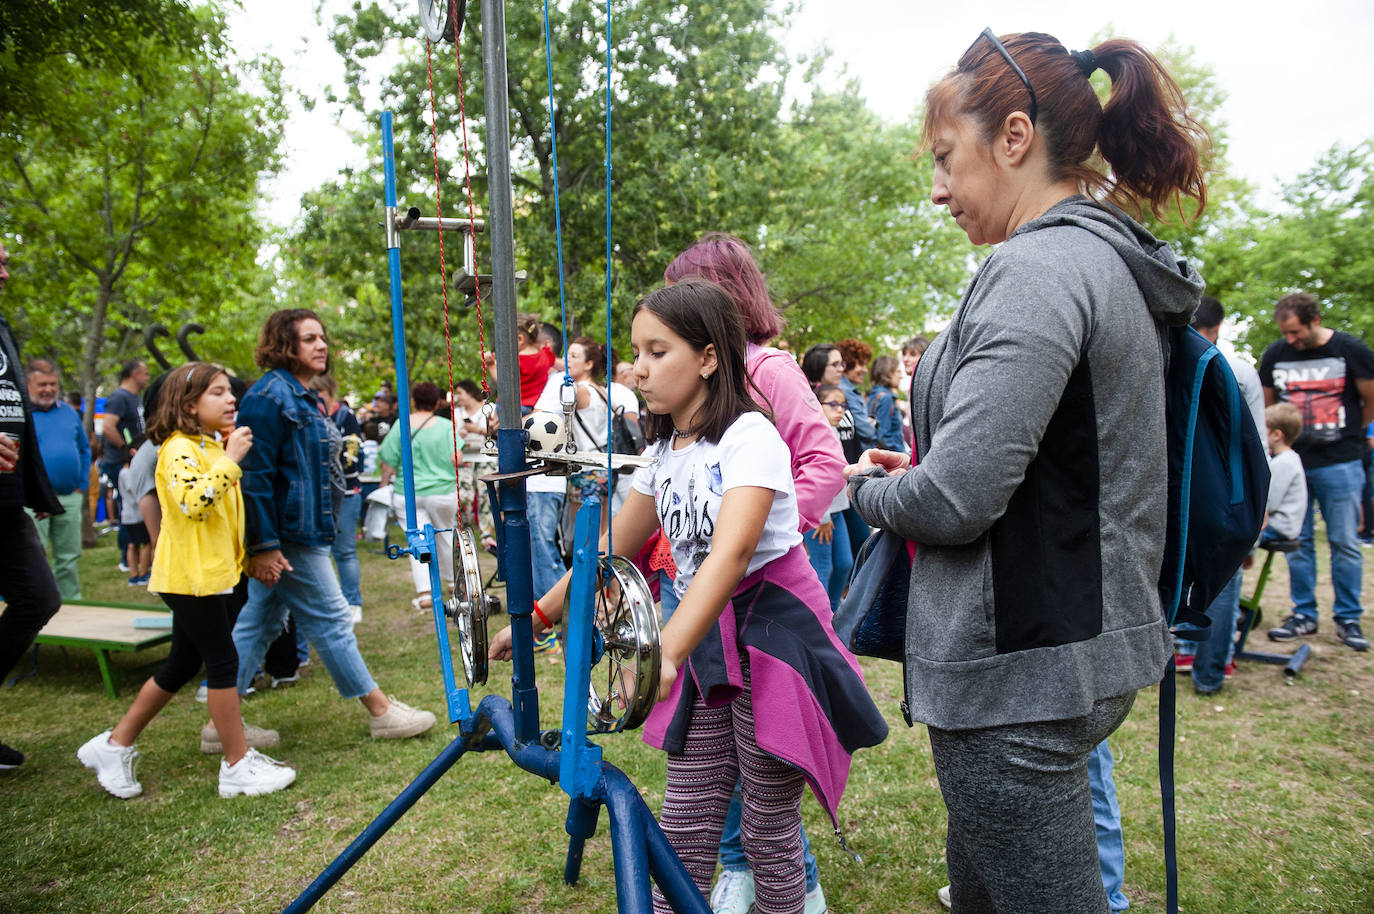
[425,39,465,507]
[449,9,491,402]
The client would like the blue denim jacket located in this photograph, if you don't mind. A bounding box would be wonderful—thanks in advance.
[239,369,335,552]
[866,384,909,454]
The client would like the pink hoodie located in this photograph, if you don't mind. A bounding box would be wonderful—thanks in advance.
[746,343,847,533]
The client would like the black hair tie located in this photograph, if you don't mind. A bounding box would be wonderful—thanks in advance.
[1071,49,1098,76]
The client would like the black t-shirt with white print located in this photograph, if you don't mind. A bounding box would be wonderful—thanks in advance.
[1260,330,1374,469]
[0,341,28,506]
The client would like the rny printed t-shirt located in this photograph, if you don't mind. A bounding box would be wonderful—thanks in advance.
[631,411,801,600]
[1260,330,1374,469]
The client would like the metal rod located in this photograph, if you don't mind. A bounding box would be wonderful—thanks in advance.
[480,0,540,744]
[381,113,420,537]
[394,214,487,233]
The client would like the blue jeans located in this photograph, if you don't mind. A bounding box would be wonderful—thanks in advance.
[802,518,853,612]
[232,543,377,698]
[527,491,567,598]
[1191,568,1242,693]
[659,569,680,623]
[1288,460,1364,623]
[333,491,362,606]
[719,781,820,892]
[838,505,869,561]
[1088,739,1129,912]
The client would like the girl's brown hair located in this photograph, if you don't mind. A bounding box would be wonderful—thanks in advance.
[869,355,901,389]
[631,281,770,445]
[254,308,330,375]
[147,362,229,444]
[921,31,1208,220]
[570,337,607,382]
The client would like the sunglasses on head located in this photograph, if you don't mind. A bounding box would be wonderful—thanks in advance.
[966,27,1038,125]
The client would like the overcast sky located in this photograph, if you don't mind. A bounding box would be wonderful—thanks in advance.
[230,0,1374,227]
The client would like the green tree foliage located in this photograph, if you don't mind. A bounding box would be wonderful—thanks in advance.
[1199,141,1374,354]
[0,0,202,136]
[0,5,286,425]
[292,0,967,399]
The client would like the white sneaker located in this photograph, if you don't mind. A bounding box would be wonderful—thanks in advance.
[710,868,755,914]
[218,748,297,798]
[348,604,362,625]
[938,884,952,909]
[77,730,142,799]
[200,721,280,754]
[194,682,208,703]
[369,696,437,739]
[804,883,828,914]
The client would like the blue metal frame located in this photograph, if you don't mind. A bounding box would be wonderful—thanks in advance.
[282,111,706,913]
[381,111,469,725]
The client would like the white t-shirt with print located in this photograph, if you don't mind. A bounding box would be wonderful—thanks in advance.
[631,411,801,599]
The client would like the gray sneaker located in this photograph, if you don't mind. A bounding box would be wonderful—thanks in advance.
[1336,620,1370,652]
[77,730,142,799]
[1267,613,1318,642]
[369,696,437,739]
[200,721,281,755]
[709,868,754,914]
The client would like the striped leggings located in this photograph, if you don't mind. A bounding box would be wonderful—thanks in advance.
[652,663,807,914]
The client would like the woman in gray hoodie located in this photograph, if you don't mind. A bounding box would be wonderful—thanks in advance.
[847,30,1208,912]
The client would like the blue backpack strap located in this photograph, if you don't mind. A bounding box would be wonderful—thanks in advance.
[1160,659,1180,914]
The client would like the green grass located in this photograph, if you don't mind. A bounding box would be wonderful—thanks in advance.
[2,526,1372,912]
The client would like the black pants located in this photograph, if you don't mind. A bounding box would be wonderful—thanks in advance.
[0,506,62,679]
[154,589,244,692]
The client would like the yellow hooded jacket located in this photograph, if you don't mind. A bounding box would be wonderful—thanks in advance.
[148,431,246,596]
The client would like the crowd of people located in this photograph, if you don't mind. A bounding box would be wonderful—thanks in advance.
[2,26,1372,914]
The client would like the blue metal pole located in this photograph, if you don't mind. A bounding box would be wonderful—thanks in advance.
[380,112,421,537]
[560,497,603,799]
[381,111,467,723]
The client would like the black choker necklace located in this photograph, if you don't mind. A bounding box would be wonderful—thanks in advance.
[673,425,695,438]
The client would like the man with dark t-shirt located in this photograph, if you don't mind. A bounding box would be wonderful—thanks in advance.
[0,241,65,769]
[1260,292,1374,652]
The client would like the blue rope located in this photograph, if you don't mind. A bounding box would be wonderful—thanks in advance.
[603,0,614,556]
[541,0,572,390]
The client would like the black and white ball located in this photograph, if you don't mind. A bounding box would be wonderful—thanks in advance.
[523,411,566,453]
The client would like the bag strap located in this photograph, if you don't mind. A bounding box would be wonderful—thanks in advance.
[1160,659,1179,914]
[409,413,436,442]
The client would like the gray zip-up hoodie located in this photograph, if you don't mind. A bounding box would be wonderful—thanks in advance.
[850,197,1202,731]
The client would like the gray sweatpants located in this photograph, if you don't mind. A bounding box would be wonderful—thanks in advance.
[928,692,1136,913]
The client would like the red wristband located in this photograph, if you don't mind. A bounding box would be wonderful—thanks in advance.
[532,601,552,630]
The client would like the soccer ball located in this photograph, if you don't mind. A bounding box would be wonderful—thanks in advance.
[523,411,566,454]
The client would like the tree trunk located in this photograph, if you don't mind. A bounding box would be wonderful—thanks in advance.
[80,273,114,443]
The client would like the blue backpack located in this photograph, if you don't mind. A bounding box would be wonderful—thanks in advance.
[1157,323,1270,913]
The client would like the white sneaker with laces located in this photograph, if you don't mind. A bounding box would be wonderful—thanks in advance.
[709,868,755,914]
[803,882,828,914]
[369,696,437,739]
[218,748,297,798]
[77,730,142,799]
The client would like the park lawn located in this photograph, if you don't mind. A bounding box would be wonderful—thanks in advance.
[1,526,1372,913]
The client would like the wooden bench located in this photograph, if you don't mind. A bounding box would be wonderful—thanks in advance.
[29,601,173,698]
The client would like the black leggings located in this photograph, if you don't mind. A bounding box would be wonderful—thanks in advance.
[153,591,242,692]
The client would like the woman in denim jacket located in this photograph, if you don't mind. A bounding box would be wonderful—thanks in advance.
[230,309,436,740]
[865,356,909,454]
